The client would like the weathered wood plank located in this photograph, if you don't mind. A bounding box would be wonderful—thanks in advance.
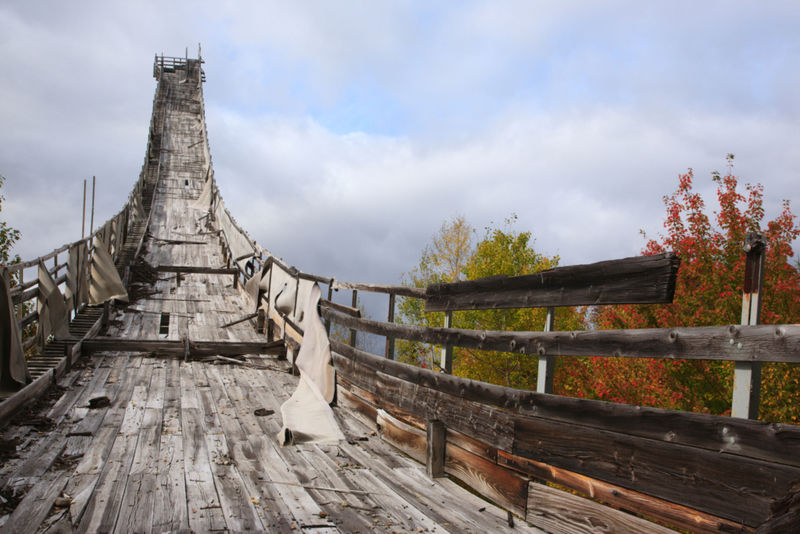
[75,433,139,534]
[513,413,798,527]
[446,442,528,518]
[332,280,426,299]
[151,434,189,533]
[526,480,677,534]
[113,473,157,534]
[334,349,515,453]
[324,308,800,363]
[0,471,68,534]
[332,341,800,468]
[500,450,749,534]
[82,338,286,357]
[425,252,680,311]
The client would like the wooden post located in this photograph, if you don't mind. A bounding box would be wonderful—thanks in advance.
[732,233,766,419]
[349,290,358,348]
[536,306,556,394]
[89,176,96,236]
[440,311,453,374]
[325,284,334,335]
[15,270,23,320]
[82,179,87,239]
[385,293,395,360]
[426,419,445,478]
[257,308,266,334]
[64,342,73,374]
[102,300,110,328]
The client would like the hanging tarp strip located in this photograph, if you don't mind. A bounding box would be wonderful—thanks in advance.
[0,267,30,389]
[88,237,129,305]
[277,283,342,446]
[37,260,71,342]
[189,175,213,211]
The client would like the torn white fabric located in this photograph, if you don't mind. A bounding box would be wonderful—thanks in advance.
[277,283,342,445]
[244,271,261,311]
[294,279,315,329]
[37,260,71,342]
[275,280,297,316]
[88,237,129,305]
[0,268,30,388]
[189,175,213,210]
[277,375,343,446]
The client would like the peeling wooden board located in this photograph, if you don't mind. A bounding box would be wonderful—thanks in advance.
[526,480,676,534]
[0,471,68,534]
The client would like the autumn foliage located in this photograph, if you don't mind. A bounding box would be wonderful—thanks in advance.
[559,156,800,423]
[400,157,800,424]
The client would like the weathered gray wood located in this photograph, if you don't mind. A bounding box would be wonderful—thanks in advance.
[526,480,677,534]
[322,306,800,363]
[319,298,361,318]
[331,337,800,469]
[0,471,68,534]
[81,338,286,357]
[0,369,54,429]
[499,449,749,534]
[426,419,445,478]
[425,252,680,311]
[332,280,426,299]
[512,412,799,527]
[733,233,767,419]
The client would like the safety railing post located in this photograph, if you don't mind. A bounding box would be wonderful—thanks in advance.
[732,233,767,419]
[536,307,556,394]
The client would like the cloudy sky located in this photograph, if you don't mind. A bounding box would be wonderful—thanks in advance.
[2,1,799,303]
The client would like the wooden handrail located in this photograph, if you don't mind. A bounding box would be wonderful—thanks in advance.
[320,306,800,363]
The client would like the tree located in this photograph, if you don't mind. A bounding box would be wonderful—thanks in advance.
[579,156,800,423]
[395,215,474,368]
[454,217,584,389]
[0,175,20,266]
[398,215,585,389]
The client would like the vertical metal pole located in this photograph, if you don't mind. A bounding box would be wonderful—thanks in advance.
[440,311,453,374]
[325,284,334,335]
[89,176,96,237]
[349,290,358,348]
[81,179,87,239]
[385,293,396,359]
[732,233,767,419]
[537,306,556,394]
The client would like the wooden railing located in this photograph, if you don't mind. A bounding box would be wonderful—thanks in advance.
[216,228,796,532]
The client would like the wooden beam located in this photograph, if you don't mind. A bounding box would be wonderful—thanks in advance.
[526,481,678,534]
[331,339,800,470]
[426,420,445,478]
[425,252,680,311]
[81,338,286,358]
[319,298,361,318]
[512,411,796,527]
[500,451,751,534]
[321,306,800,363]
[332,280,426,299]
[143,265,238,275]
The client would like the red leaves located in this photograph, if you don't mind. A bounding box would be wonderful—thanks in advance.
[570,158,800,423]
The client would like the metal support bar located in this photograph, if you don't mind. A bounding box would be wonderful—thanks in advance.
[537,306,556,394]
[440,311,453,374]
[349,290,358,348]
[732,233,766,419]
[385,293,395,360]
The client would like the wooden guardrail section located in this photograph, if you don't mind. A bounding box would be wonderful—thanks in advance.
[247,249,799,533]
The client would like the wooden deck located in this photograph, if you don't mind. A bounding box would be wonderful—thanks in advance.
[0,62,543,534]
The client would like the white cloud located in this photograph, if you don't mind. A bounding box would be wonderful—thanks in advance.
[1,0,798,297]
